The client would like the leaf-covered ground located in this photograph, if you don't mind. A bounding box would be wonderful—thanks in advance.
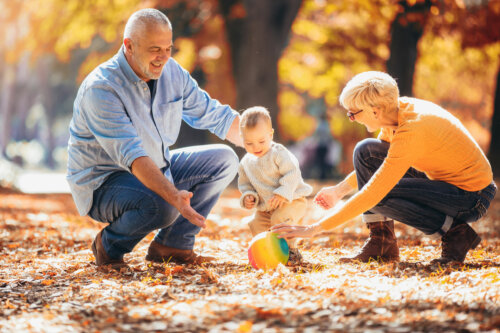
[0,183,499,332]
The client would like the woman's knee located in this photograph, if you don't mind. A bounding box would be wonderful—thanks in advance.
[353,139,381,159]
[353,139,388,169]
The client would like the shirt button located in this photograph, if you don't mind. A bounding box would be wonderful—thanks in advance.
[144,87,147,90]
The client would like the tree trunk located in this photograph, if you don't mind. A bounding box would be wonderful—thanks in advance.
[219,0,302,140]
[38,57,56,169]
[488,61,500,178]
[0,66,15,156]
[386,0,431,97]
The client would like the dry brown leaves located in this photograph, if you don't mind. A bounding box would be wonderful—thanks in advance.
[0,185,499,332]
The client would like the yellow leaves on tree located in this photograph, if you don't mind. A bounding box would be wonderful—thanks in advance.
[2,0,150,64]
[414,30,500,150]
[172,38,197,72]
[277,90,316,142]
[280,0,397,102]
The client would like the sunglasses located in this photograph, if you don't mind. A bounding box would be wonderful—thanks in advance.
[346,109,363,121]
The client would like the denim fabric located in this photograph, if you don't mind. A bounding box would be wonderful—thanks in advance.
[354,138,497,237]
[88,144,238,258]
[67,47,238,215]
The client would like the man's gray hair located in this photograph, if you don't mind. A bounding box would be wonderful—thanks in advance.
[123,8,172,41]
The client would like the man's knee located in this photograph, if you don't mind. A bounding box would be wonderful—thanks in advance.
[212,144,239,179]
[137,194,178,230]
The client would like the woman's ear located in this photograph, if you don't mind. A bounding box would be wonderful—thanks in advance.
[372,107,381,119]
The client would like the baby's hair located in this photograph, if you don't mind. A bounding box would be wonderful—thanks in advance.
[240,106,272,130]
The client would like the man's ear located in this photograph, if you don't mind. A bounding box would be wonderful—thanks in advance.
[123,38,133,53]
[271,128,275,138]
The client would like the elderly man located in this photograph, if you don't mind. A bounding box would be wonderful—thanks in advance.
[273,71,496,265]
[67,8,242,269]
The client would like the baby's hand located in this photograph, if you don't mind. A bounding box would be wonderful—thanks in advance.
[243,195,256,209]
[268,194,287,210]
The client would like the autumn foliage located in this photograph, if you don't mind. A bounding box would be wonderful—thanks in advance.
[0,184,499,331]
[1,2,499,328]
[1,0,499,174]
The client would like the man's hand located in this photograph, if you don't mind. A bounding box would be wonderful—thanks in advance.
[314,185,344,210]
[268,194,288,210]
[271,223,322,239]
[174,190,206,228]
[131,156,206,228]
[243,195,256,209]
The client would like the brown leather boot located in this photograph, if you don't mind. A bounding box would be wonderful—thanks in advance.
[145,240,215,265]
[91,229,129,270]
[340,220,400,263]
[431,223,481,265]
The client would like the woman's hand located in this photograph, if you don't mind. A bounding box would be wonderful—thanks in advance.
[314,185,344,210]
[271,223,322,239]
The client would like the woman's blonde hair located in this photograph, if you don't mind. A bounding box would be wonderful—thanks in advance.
[339,71,399,114]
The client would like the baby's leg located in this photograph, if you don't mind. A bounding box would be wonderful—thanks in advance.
[248,210,272,237]
[270,198,308,248]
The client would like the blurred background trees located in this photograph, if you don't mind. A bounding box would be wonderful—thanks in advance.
[0,0,499,177]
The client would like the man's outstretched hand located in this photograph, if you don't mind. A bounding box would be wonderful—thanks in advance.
[175,190,206,228]
[131,156,206,228]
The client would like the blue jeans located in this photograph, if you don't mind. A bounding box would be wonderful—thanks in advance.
[354,139,497,238]
[88,144,238,259]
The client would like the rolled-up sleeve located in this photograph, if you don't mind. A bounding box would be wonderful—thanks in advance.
[82,87,147,170]
[178,66,238,139]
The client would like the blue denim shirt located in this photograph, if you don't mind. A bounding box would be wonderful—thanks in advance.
[67,47,238,215]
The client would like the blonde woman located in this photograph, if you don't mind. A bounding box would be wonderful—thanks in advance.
[273,71,496,265]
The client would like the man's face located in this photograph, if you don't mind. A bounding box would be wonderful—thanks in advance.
[125,25,173,82]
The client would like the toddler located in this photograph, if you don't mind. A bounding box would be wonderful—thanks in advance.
[238,106,312,265]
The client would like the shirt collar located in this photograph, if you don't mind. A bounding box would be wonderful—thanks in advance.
[397,98,412,126]
[117,45,143,85]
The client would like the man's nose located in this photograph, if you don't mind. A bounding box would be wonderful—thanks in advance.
[158,50,169,60]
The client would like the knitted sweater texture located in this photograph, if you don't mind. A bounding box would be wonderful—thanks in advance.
[321,97,493,230]
[238,142,312,211]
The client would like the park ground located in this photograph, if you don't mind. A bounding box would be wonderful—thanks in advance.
[0,182,499,332]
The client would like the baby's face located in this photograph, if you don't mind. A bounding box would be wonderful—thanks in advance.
[241,120,273,157]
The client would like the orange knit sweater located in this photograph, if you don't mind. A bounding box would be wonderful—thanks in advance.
[320,97,493,230]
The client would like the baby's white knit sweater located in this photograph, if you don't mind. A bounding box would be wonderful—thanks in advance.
[238,142,312,211]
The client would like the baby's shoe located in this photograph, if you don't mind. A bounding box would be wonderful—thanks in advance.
[287,248,303,266]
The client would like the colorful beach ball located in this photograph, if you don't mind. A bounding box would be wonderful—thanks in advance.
[248,231,289,270]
